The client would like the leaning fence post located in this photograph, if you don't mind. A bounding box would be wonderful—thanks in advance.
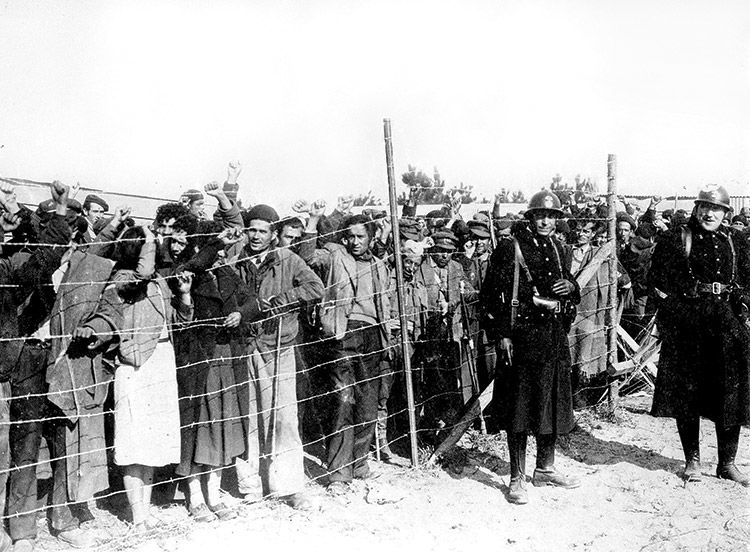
[606,154,620,413]
[383,118,420,466]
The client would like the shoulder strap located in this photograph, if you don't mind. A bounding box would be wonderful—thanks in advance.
[513,238,534,286]
[681,226,692,258]
[728,233,737,284]
[511,240,520,330]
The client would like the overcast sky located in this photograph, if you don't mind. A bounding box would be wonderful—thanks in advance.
[0,0,748,212]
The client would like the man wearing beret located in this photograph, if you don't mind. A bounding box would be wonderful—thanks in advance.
[228,204,324,509]
[180,189,206,220]
[82,194,109,242]
[650,184,750,486]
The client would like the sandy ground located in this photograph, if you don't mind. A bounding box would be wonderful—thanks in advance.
[30,394,749,552]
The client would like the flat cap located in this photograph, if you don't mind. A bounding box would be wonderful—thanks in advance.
[430,230,458,251]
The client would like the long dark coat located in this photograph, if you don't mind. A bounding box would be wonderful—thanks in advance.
[481,225,580,435]
[649,218,750,426]
[174,239,245,476]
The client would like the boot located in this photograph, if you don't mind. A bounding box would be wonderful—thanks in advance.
[506,432,528,505]
[676,416,701,482]
[532,433,580,489]
[716,425,750,487]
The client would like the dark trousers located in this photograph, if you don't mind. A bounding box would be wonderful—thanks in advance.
[326,321,382,483]
[8,344,79,541]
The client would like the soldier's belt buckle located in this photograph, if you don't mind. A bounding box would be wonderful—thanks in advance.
[712,282,722,295]
[511,299,519,307]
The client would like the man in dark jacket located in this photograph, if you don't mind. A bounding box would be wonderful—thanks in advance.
[649,184,750,486]
[482,190,581,505]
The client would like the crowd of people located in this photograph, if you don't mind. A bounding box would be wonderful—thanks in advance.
[0,163,747,550]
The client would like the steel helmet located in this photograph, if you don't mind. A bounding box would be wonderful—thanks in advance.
[526,190,564,217]
[695,184,731,210]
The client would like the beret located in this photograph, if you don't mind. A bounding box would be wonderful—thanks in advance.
[246,204,279,224]
[616,211,637,230]
[84,194,109,211]
[183,189,204,202]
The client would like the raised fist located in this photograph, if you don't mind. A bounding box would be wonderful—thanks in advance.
[204,181,224,198]
[292,200,311,214]
[50,181,69,206]
[227,161,242,183]
[310,199,326,217]
[0,212,20,232]
[218,227,243,246]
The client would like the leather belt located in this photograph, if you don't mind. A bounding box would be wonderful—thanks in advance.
[696,282,730,295]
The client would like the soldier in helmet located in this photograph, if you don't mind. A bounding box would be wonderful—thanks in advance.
[482,190,581,505]
[649,184,750,486]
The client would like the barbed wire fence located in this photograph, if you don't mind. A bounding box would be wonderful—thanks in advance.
[0,137,652,550]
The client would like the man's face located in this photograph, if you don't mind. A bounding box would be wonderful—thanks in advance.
[169,230,189,259]
[156,217,177,236]
[472,236,490,256]
[278,224,303,250]
[247,219,274,253]
[403,256,421,281]
[432,250,452,268]
[85,204,105,225]
[189,199,205,219]
[532,211,556,237]
[732,221,746,232]
[576,222,596,246]
[695,202,727,233]
[345,224,371,258]
[616,221,632,244]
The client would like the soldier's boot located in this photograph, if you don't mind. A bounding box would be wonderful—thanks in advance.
[676,416,701,482]
[506,432,528,505]
[532,433,580,489]
[716,425,750,487]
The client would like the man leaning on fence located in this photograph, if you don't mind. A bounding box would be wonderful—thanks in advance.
[649,184,750,486]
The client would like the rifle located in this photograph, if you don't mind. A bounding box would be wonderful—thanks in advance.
[459,281,486,434]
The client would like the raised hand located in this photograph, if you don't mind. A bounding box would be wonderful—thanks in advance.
[50,181,69,206]
[204,181,224,198]
[0,182,19,214]
[310,199,326,218]
[227,161,242,184]
[292,199,311,214]
[0,212,20,232]
[217,227,243,246]
[111,205,132,226]
[337,194,355,214]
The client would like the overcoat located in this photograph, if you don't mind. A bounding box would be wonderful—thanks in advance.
[482,225,580,434]
[649,218,750,426]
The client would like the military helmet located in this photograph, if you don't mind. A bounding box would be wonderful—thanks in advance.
[695,184,731,210]
[526,190,564,217]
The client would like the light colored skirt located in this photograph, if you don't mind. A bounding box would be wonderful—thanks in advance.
[114,339,181,467]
